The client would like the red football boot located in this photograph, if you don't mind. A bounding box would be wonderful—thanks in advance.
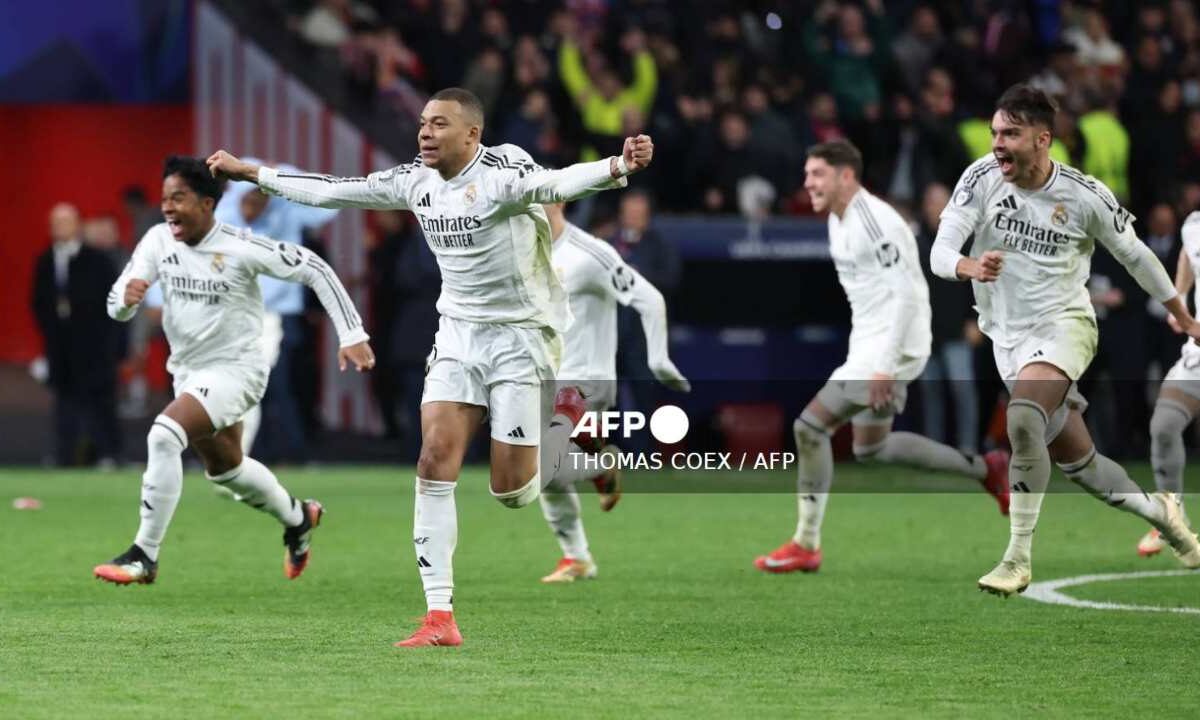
[754,540,822,574]
[981,449,1011,516]
[394,610,463,648]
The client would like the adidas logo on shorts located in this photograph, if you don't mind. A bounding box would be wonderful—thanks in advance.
[507,426,526,439]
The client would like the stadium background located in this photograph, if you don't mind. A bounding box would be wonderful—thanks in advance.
[1,0,1195,465]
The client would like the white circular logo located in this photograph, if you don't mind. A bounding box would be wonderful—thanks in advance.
[649,405,689,444]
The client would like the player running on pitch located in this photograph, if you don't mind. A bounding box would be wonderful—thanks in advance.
[930,84,1200,596]
[94,156,374,586]
[1138,210,1200,557]
[754,140,1011,575]
[207,87,652,646]
[537,201,689,583]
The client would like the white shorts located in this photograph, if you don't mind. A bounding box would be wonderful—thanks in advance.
[173,363,268,432]
[422,316,562,446]
[992,316,1095,441]
[818,353,929,426]
[1163,343,1200,400]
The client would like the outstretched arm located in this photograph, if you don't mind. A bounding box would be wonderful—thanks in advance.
[207,150,411,210]
[241,233,375,371]
[496,136,653,206]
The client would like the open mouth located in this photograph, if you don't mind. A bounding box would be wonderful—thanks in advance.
[166,218,183,238]
[995,153,1015,175]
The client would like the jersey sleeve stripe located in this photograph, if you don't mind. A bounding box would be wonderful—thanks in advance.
[275,173,374,184]
[1059,167,1118,211]
[960,160,1000,190]
[305,257,359,330]
[854,198,884,242]
[566,233,617,270]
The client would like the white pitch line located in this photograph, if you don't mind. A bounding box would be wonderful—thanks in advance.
[1022,570,1200,615]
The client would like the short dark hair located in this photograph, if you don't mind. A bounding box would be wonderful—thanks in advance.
[162,156,224,203]
[430,87,485,130]
[806,140,863,179]
[995,83,1057,130]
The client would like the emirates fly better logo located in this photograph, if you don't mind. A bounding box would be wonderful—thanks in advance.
[569,405,795,472]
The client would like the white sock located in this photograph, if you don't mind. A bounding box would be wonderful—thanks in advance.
[415,477,457,612]
[210,457,303,527]
[855,431,986,480]
[1149,400,1190,497]
[240,404,262,454]
[1003,400,1052,565]
[555,448,607,485]
[539,479,591,561]
[1059,449,1165,524]
[134,415,188,561]
[792,415,834,550]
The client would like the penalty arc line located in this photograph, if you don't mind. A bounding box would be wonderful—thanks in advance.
[1021,570,1200,615]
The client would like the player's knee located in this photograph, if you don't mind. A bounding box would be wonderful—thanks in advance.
[491,473,540,508]
[1150,402,1190,446]
[852,438,888,464]
[1006,400,1048,453]
[417,437,458,479]
[792,415,829,455]
[147,415,187,457]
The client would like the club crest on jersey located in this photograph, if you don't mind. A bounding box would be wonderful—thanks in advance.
[210,253,226,273]
[463,183,477,207]
[1051,204,1068,227]
[954,187,972,206]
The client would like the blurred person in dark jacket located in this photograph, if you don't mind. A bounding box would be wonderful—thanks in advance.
[31,203,123,466]
[609,190,680,451]
[914,183,981,454]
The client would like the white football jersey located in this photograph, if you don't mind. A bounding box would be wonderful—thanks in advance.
[935,156,1174,347]
[828,188,932,373]
[553,223,666,381]
[258,144,628,333]
[108,221,368,373]
[1180,212,1200,354]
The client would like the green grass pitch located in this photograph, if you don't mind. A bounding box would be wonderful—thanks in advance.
[1,465,1198,718]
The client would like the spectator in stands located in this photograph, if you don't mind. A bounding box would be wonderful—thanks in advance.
[499,88,562,168]
[31,203,122,467]
[742,83,797,194]
[803,0,890,122]
[1079,87,1132,203]
[391,213,442,459]
[1130,80,1185,218]
[799,91,844,148]
[1030,40,1082,111]
[1049,107,1087,168]
[912,66,969,193]
[122,186,159,245]
[700,110,772,214]
[299,0,376,48]
[1144,203,1184,380]
[915,183,981,455]
[461,46,507,125]
[558,25,657,162]
[892,4,943,96]
[610,189,680,453]
[1064,5,1125,71]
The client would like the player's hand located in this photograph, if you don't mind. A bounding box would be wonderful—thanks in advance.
[868,373,895,412]
[961,250,1004,283]
[338,341,376,372]
[1181,317,1200,342]
[206,150,261,183]
[124,278,150,307]
[622,134,654,173]
[650,358,691,392]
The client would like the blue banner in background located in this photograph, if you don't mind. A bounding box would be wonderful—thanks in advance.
[0,0,190,102]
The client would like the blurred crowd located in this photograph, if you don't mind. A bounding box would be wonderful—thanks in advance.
[31,0,1200,465]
